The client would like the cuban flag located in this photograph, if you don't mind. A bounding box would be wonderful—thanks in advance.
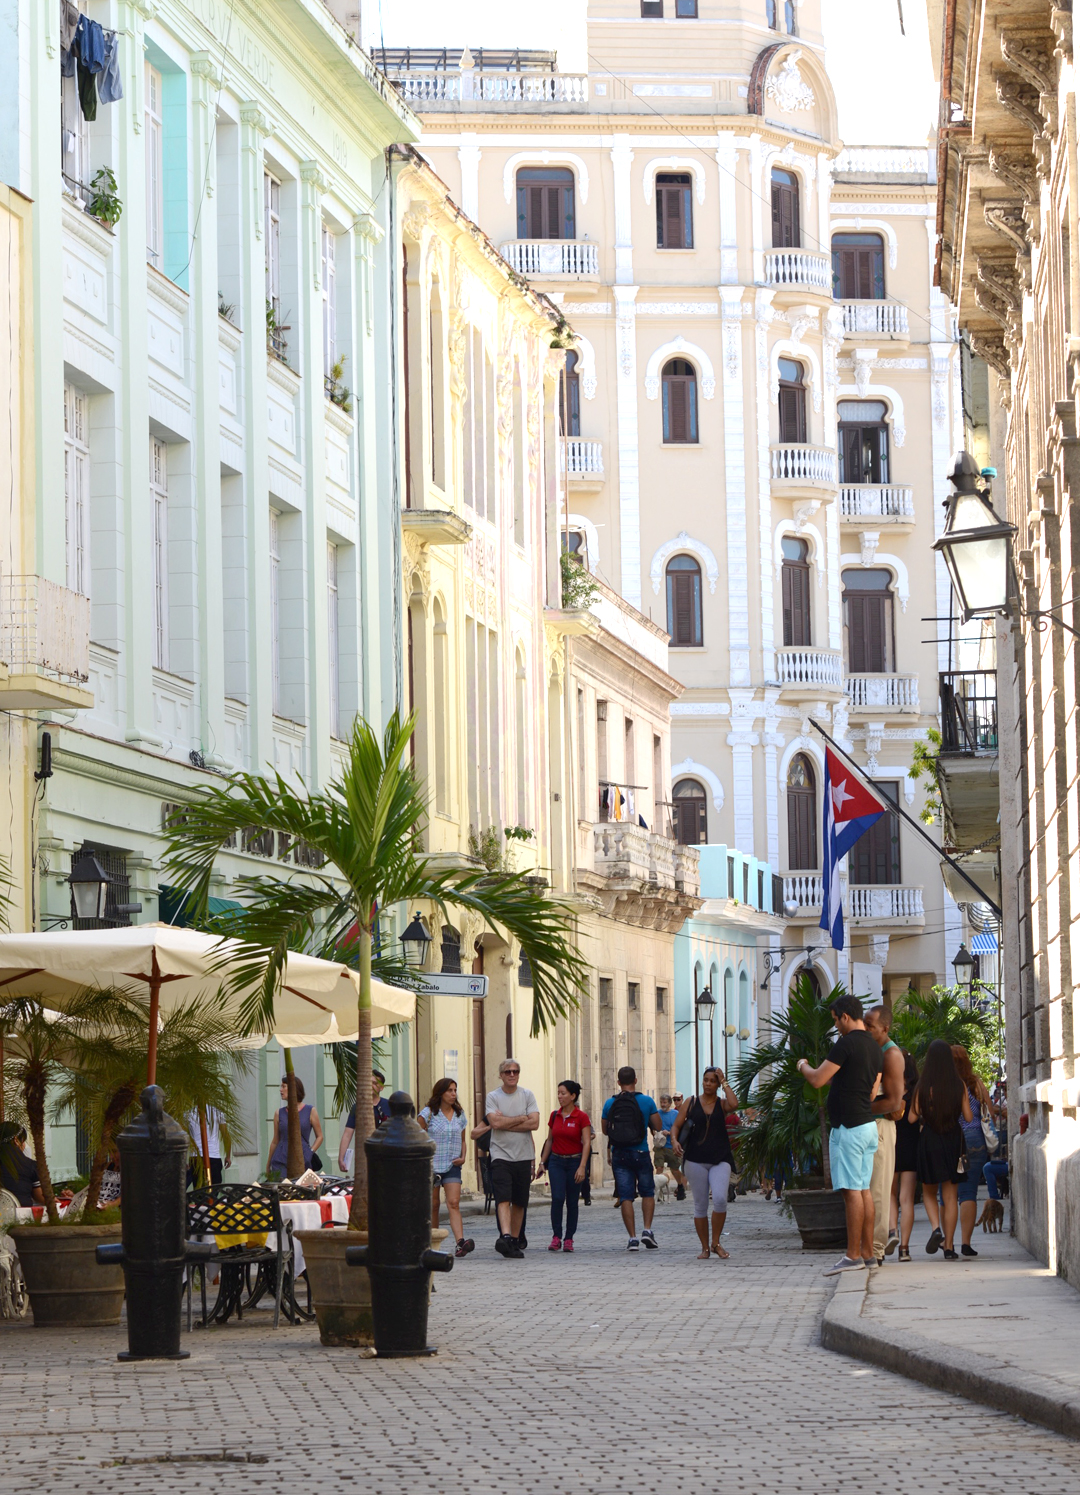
[819,747,886,951]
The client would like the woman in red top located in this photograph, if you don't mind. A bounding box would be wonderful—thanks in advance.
[536,1081,592,1252]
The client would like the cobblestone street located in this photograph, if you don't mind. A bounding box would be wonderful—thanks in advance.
[3,1194,1080,1494]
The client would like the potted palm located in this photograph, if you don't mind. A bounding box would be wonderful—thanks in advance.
[164,711,587,1345]
[4,991,245,1326]
[733,977,848,1250]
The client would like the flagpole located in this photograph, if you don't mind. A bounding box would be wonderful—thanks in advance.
[807,721,1002,920]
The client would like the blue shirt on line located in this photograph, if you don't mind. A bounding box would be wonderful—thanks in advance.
[601,1092,660,1153]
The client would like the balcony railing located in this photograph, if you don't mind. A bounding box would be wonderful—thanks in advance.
[783,875,924,921]
[775,647,844,690]
[762,249,832,293]
[389,71,589,103]
[561,438,604,477]
[846,673,920,711]
[770,445,838,486]
[840,301,910,336]
[0,574,90,684]
[940,670,998,752]
[593,821,700,896]
[499,240,599,277]
[839,485,914,520]
[848,885,925,920]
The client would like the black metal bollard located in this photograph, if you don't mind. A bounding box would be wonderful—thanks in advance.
[95,1085,212,1361]
[345,1090,453,1356]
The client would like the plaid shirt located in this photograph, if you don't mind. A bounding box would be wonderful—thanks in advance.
[420,1106,467,1174]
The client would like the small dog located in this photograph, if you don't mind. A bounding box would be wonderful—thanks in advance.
[654,1170,672,1204]
[978,1198,1004,1233]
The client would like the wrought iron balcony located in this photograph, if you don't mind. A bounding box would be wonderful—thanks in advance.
[940,670,998,752]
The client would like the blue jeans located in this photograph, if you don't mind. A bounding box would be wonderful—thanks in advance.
[957,1141,988,1203]
[984,1158,1009,1199]
[548,1152,582,1240]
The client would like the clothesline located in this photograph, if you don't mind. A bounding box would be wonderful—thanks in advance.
[61,1,123,122]
[597,783,649,828]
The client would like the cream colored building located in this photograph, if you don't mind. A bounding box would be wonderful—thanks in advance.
[936,0,1080,1283]
[390,151,698,1173]
[378,0,955,1022]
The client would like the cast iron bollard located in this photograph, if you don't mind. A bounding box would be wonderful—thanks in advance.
[95,1085,212,1361]
[345,1090,453,1356]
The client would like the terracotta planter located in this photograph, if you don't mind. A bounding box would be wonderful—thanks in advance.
[9,1224,125,1327]
[296,1226,449,1347]
[785,1187,849,1251]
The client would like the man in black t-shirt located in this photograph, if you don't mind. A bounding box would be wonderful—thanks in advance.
[797,993,882,1275]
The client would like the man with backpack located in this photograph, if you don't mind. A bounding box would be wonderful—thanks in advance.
[601,1066,663,1251]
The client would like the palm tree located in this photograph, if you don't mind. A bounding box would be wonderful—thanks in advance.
[732,976,841,1188]
[889,986,994,1064]
[164,710,588,1230]
[53,993,249,1213]
[0,998,89,1221]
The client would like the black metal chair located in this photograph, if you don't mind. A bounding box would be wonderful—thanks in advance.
[185,1184,298,1330]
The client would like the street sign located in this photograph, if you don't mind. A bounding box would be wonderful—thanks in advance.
[415,974,488,997]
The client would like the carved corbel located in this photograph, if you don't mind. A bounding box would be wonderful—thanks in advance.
[994,74,1052,174]
[968,329,1012,380]
[983,201,1032,261]
[988,146,1038,204]
[999,30,1057,98]
[976,255,1022,317]
[1051,6,1073,62]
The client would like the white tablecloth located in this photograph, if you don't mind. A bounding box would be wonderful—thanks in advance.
[277,1197,349,1275]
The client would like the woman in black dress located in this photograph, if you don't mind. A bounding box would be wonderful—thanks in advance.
[911,1039,973,1259]
[892,1049,920,1262]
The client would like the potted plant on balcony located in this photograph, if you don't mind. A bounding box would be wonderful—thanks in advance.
[733,976,848,1250]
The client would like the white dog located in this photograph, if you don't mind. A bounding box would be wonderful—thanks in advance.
[654,1169,674,1204]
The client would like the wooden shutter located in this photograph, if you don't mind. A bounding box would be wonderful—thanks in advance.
[771,181,800,248]
[672,572,694,644]
[850,784,900,884]
[657,184,686,248]
[787,787,817,869]
[782,561,811,646]
[778,384,806,443]
[840,425,864,482]
[846,594,887,673]
[666,377,688,442]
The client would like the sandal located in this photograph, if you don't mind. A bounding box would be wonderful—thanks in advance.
[712,1243,729,1259]
[697,1248,711,1259]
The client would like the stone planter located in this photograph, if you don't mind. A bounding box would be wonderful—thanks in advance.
[785,1187,848,1251]
[297,1226,448,1347]
[9,1223,125,1326]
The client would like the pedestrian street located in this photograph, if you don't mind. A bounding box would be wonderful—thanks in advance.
[3,1193,1079,1495]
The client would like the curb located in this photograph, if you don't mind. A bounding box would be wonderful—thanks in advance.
[821,1271,1080,1441]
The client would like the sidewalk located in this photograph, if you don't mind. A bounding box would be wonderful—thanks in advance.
[822,1208,1080,1439]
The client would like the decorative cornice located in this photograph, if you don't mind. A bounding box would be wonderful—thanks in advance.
[62,199,115,258]
[147,264,191,317]
[267,355,302,393]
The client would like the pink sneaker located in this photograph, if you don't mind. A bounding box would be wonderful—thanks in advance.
[562,1239,574,1252]
[548,1236,563,1252]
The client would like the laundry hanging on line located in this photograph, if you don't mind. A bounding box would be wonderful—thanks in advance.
[61,5,123,120]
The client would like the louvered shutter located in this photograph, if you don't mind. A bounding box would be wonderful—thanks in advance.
[782,562,811,646]
[772,183,800,248]
[847,594,888,673]
[779,384,806,444]
[673,572,693,644]
[659,186,684,248]
[666,378,688,442]
[788,788,817,869]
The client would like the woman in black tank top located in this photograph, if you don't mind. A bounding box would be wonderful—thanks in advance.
[672,1067,739,1258]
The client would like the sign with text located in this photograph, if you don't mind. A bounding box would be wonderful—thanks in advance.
[415,974,488,998]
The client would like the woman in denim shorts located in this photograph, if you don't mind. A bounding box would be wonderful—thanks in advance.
[419,1079,473,1258]
[952,1045,993,1257]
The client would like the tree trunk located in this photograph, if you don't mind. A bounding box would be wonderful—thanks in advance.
[349,925,373,1231]
[24,1063,58,1222]
[283,1047,305,1179]
[819,1105,832,1188]
[85,1083,137,1213]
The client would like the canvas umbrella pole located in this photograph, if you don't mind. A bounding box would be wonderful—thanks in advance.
[122,951,187,1085]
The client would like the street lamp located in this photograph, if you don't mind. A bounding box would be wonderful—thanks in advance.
[952,942,975,997]
[400,912,432,970]
[932,452,1017,622]
[67,853,112,922]
[695,986,716,1072]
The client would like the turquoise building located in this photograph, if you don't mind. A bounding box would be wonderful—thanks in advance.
[674,846,784,1094]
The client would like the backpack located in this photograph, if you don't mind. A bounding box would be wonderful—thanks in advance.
[607,1090,647,1148]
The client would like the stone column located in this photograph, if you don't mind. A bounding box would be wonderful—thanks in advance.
[614,285,641,608]
[354,209,386,724]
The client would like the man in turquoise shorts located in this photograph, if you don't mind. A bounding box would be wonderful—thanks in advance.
[797,993,882,1275]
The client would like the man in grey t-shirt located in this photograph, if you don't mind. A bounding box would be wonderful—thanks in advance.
[485,1057,540,1258]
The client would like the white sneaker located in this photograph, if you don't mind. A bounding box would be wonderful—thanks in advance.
[626,1237,640,1252]
[822,1255,867,1277]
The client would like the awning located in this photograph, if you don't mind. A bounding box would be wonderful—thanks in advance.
[158,885,243,927]
[970,931,999,953]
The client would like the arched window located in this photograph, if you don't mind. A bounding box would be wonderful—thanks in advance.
[778,357,807,444]
[559,350,581,436]
[832,232,886,300]
[662,358,698,443]
[787,753,818,870]
[781,536,811,646]
[673,777,707,845]
[771,167,801,248]
[666,555,703,646]
[516,167,575,240]
[656,173,693,249]
[562,528,588,567]
[843,568,895,673]
[440,924,462,973]
[838,400,889,484]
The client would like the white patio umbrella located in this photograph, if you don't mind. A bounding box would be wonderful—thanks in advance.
[0,925,416,1082]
